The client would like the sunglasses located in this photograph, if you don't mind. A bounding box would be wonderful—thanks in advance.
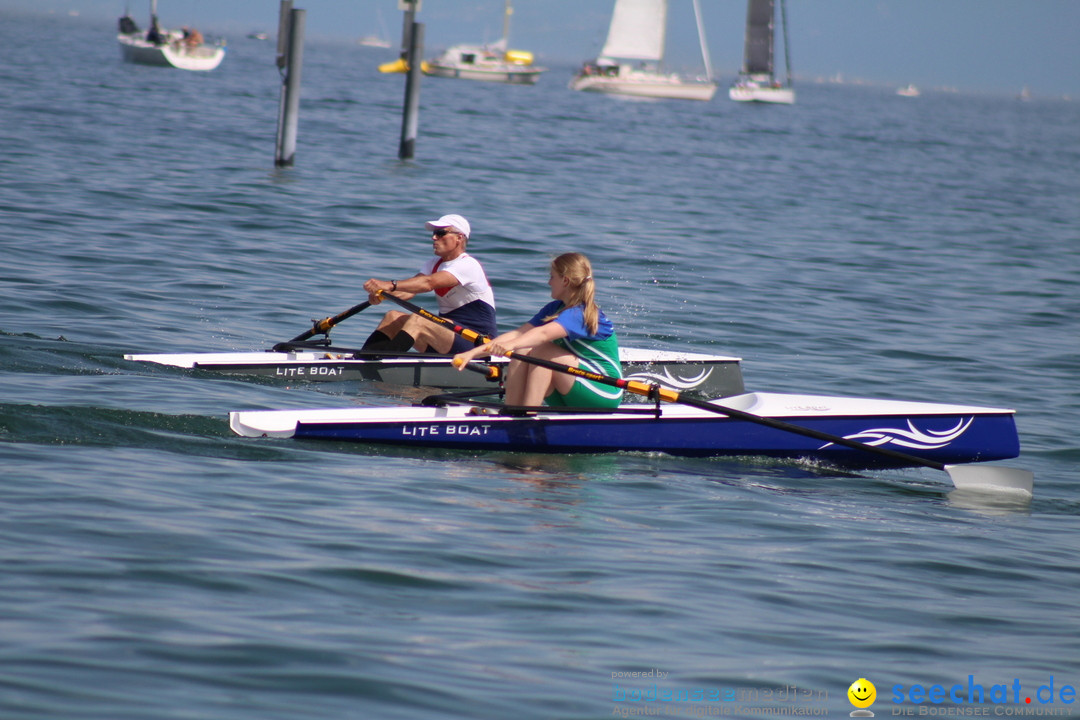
[432,228,457,238]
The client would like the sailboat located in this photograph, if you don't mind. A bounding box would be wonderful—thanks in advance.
[116,0,225,71]
[729,0,793,104]
[422,0,545,84]
[358,7,393,48]
[569,0,716,101]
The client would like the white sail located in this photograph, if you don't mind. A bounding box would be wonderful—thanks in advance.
[599,0,667,62]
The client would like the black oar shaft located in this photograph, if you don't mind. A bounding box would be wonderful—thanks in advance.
[287,300,372,343]
[377,293,491,345]
[674,394,947,471]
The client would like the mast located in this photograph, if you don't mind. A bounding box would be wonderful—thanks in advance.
[502,0,512,48]
[691,0,714,80]
[780,0,792,86]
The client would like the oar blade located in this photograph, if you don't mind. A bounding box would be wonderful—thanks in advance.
[945,464,1034,496]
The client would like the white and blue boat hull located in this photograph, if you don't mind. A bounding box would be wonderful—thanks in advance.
[230,392,1020,469]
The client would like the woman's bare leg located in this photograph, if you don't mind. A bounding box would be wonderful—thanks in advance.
[505,343,577,406]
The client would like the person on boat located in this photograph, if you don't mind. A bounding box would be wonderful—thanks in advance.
[146,16,165,45]
[361,214,497,355]
[452,252,623,408]
[182,27,204,48]
[118,14,139,36]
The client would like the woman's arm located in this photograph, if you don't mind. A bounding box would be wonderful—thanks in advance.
[489,320,567,357]
[453,323,536,368]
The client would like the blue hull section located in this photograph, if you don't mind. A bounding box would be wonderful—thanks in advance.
[292,412,1020,469]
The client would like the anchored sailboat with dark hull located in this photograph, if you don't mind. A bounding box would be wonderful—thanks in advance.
[729,0,793,104]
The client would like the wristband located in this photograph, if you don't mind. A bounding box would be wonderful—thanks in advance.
[391,280,398,291]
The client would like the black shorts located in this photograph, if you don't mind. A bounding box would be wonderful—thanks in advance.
[447,333,485,355]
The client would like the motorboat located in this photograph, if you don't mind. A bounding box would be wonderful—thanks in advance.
[423,0,545,84]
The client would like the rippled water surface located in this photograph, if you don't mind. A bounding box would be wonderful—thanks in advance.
[2,12,1079,720]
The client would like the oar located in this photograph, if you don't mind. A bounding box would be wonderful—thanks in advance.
[272,300,372,351]
[377,290,1033,494]
[373,290,492,345]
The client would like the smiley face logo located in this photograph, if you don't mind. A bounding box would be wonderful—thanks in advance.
[848,678,877,709]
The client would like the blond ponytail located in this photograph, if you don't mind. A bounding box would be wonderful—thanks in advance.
[545,252,599,335]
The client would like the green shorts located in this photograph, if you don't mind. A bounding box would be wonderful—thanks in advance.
[545,378,624,409]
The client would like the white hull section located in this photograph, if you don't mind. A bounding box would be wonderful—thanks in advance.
[118,34,225,71]
[424,62,542,85]
[230,391,1013,439]
[570,73,717,101]
[729,82,794,104]
[126,347,736,370]
[423,42,544,85]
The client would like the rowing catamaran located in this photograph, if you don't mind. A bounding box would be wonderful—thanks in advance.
[126,293,1030,492]
[223,292,1032,494]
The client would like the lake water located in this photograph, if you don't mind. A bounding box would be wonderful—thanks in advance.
[1,12,1079,720]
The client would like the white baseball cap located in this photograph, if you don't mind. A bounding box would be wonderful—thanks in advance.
[425,214,471,239]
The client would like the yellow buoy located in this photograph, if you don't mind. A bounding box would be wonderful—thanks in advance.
[378,57,409,73]
[504,49,533,66]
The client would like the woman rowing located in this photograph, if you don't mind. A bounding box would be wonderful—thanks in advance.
[361,214,497,354]
[453,252,623,408]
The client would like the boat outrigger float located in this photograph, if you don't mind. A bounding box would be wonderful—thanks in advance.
[228,292,1034,494]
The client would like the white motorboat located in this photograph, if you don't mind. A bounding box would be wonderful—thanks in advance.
[570,0,717,101]
[729,0,794,104]
[423,44,543,84]
[117,1,224,72]
[423,1,545,85]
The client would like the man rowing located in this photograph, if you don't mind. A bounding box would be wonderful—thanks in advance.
[361,214,497,355]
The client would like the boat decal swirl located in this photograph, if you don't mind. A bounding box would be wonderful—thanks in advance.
[625,367,713,391]
[819,417,974,451]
